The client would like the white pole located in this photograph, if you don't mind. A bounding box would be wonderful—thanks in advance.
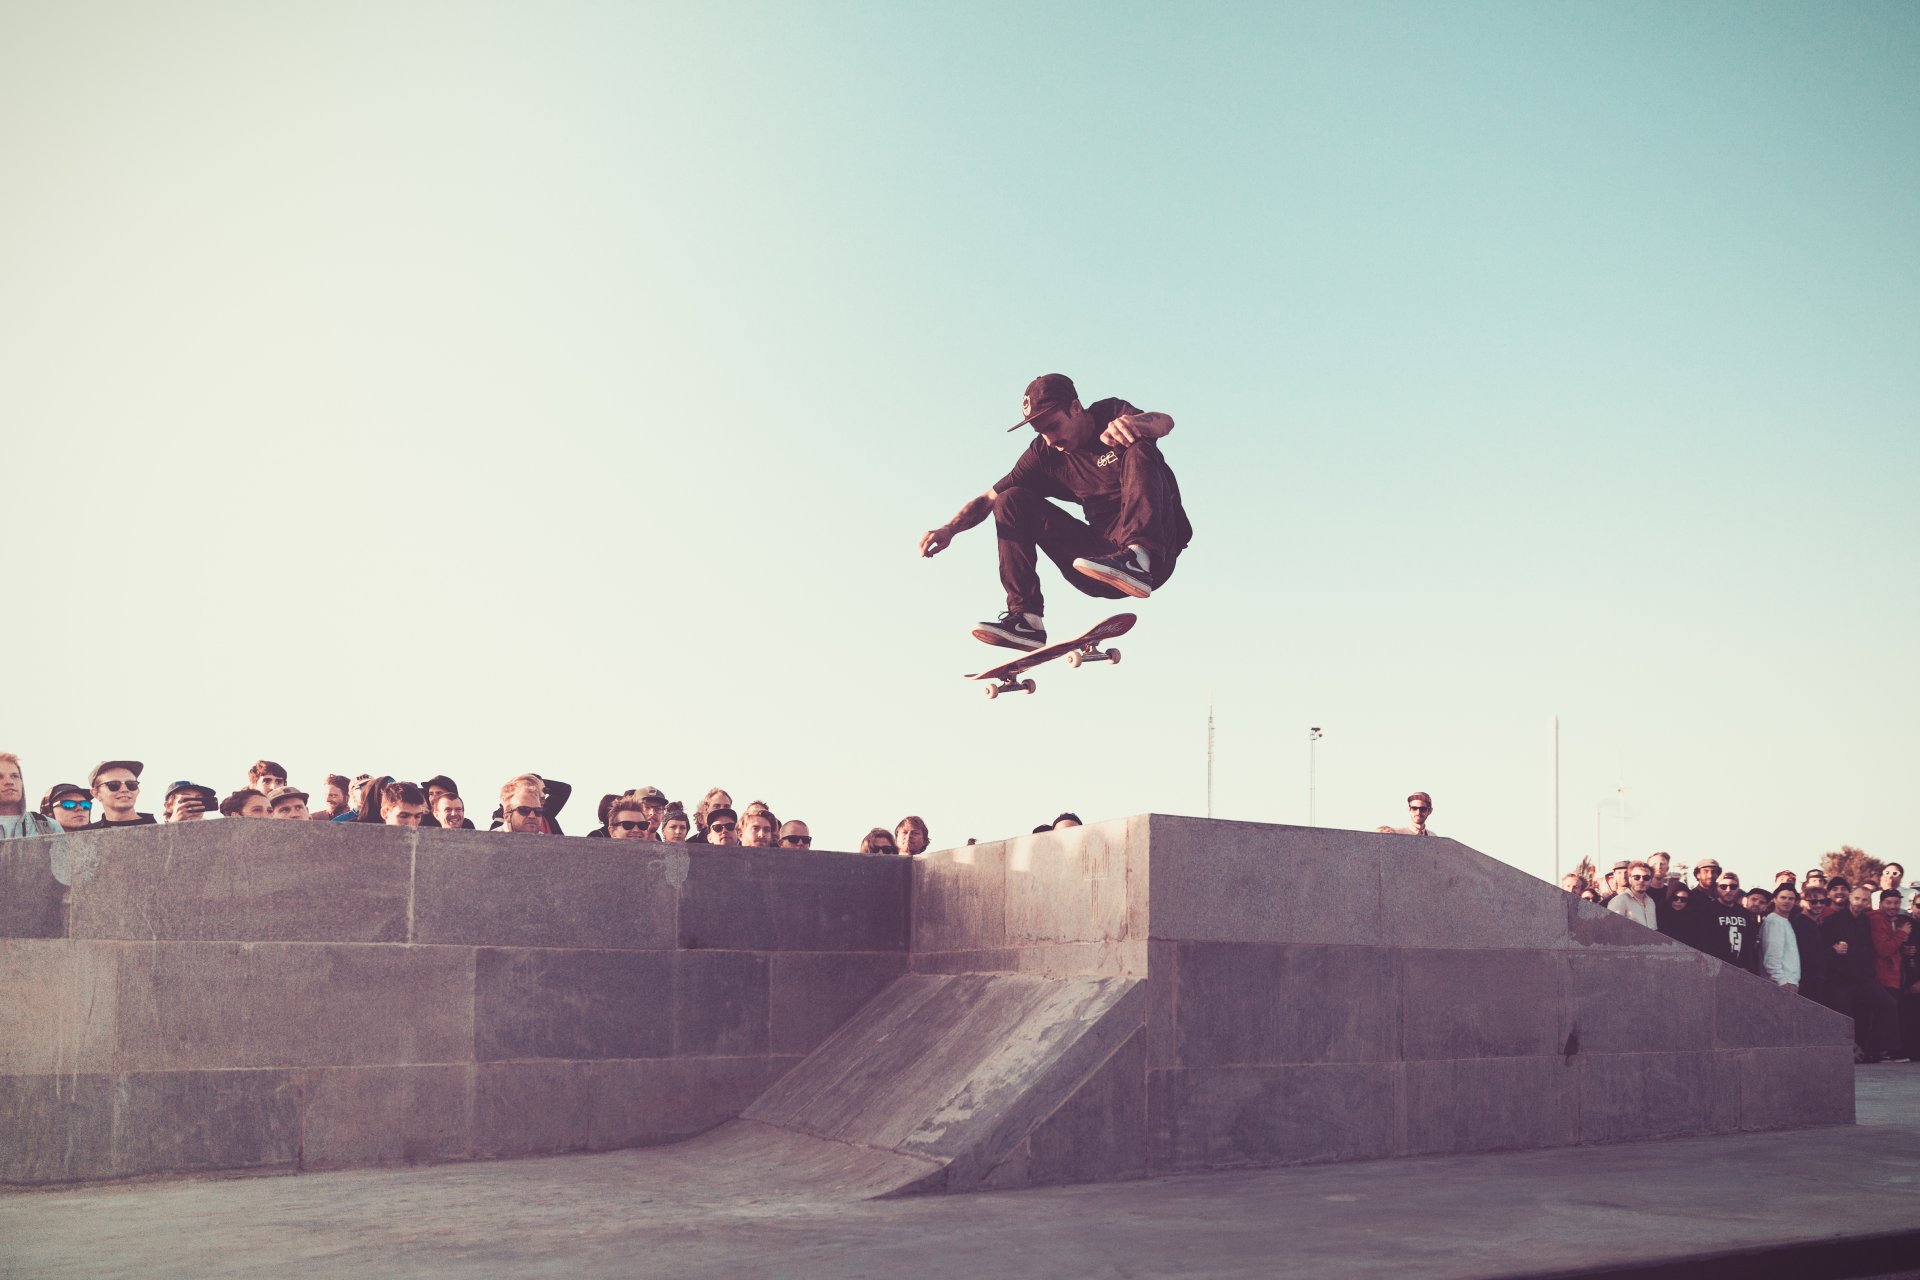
[1308,727,1323,826]
[1553,715,1560,884]
[1206,698,1214,820]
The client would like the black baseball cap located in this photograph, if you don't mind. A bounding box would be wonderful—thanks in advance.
[165,780,217,804]
[1008,373,1078,431]
[39,783,88,814]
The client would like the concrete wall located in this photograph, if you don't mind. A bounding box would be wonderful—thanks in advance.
[0,814,1855,1191]
[898,815,1855,1187]
[0,822,908,1185]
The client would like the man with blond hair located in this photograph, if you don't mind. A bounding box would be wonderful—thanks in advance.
[1,753,63,839]
[498,774,548,835]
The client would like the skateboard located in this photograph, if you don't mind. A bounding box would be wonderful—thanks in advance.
[964,612,1136,699]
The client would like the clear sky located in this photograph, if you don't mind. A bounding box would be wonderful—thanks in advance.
[4,1,1915,885]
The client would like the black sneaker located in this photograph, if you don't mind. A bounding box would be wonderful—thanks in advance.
[972,612,1047,650]
[1072,548,1154,598]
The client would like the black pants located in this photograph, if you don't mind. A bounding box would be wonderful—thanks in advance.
[1840,978,1898,1058]
[994,441,1191,616]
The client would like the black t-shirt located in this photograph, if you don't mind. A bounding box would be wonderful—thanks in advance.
[87,814,157,828]
[995,397,1142,528]
[1693,903,1760,972]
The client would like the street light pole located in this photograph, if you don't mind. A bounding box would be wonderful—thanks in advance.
[1309,727,1323,826]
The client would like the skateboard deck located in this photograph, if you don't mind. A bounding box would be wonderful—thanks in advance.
[964,612,1136,699]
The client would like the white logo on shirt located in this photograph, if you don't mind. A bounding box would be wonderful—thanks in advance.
[1095,450,1118,468]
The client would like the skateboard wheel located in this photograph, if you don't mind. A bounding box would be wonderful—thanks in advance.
[1065,650,1083,669]
[1021,678,1037,694]
[984,684,1000,700]
[1106,647,1122,665]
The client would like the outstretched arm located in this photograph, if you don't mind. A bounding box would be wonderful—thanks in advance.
[919,488,996,557]
[1101,411,1174,447]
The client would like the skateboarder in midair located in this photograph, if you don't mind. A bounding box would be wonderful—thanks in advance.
[920,373,1193,649]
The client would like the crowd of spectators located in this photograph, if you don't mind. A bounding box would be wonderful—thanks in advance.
[1563,853,1919,1065]
[0,753,935,859]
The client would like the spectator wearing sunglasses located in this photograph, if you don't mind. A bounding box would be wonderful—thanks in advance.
[488,774,572,834]
[859,827,899,855]
[606,797,653,842]
[1658,885,1693,938]
[87,760,156,828]
[1375,791,1437,837]
[689,787,733,844]
[1606,861,1658,929]
[497,774,550,835]
[631,787,670,839]
[1,753,64,839]
[38,781,93,833]
[704,807,741,846]
[1688,871,1762,975]
[777,820,813,850]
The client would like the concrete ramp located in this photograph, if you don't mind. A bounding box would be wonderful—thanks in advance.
[723,972,1145,1195]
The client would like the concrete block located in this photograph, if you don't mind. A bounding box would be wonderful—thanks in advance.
[299,1064,475,1169]
[0,1073,117,1184]
[68,820,410,944]
[770,952,908,1056]
[1714,963,1803,1049]
[113,1069,303,1178]
[1566,895,1689,952]
[473,948,672,1062]
[1175,942,1398,1065]
[586,1056,797,1151]
[747,974,1139,1156]
[115,942,475,1070]
[1148,1063,1397,1171]
[411,831,680,949]
[1787,991,1856,1048]
[0,940,118,1075]
[913,842,1008,955]
[1147,940,1180,1070]
[679,848,908,953]
[1578,1051,1739,1142]
[1567,951,1713,1054]
[1382,839,1571,950]
[0,838,66,938]
[1400,1057,1579,1156]
[1402,948,1567,1060]
[1735,1044,1855,1130]
[993,1026,1149,1188]
[1004,822,1136,950]
[674,950,769,1057]
[909,942,1145,979]
[472,1060,594,1157]
[1147,815,1383,946]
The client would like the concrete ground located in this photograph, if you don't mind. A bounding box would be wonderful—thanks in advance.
[4,1066,1918,1280]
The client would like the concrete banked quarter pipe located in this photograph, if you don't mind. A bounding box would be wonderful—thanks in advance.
[0,815,1854,1193]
